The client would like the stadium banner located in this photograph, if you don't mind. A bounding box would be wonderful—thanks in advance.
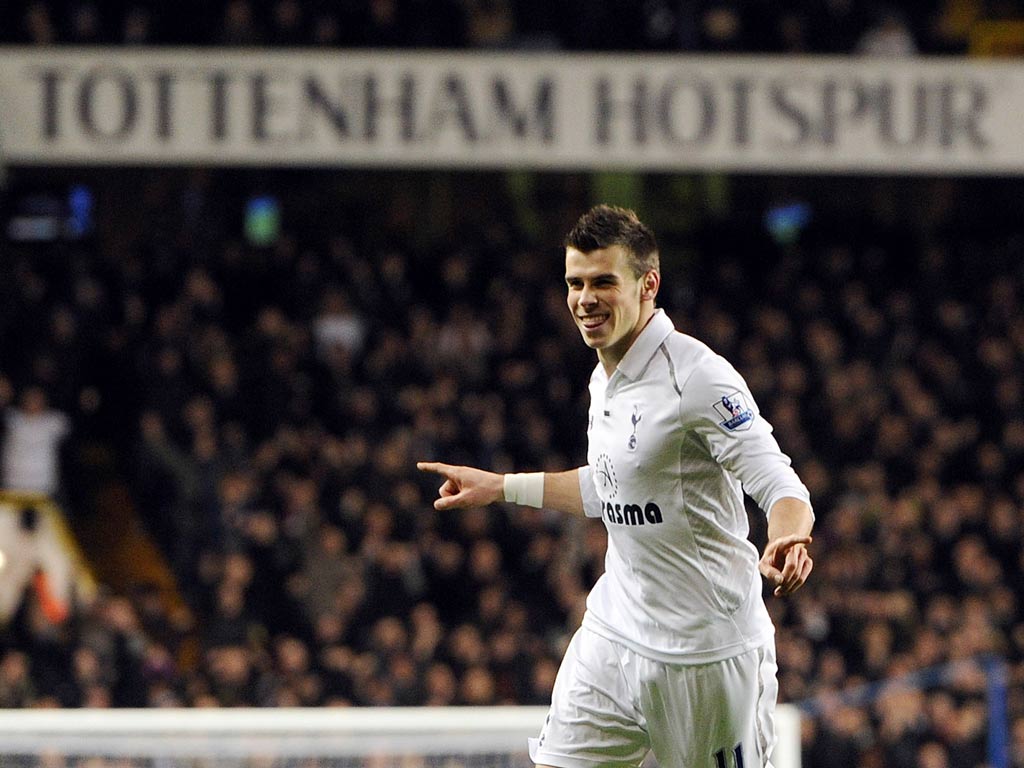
[0,48,1022,173]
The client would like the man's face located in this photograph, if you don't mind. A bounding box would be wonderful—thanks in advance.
[565,245,647,364]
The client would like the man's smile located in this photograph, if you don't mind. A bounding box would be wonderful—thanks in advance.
[578,314,610,329]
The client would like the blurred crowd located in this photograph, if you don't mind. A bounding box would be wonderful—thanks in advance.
[0,0,1017,54]
[1,167,1024,768]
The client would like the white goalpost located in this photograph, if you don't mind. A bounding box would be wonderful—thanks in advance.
[0,704,802,767]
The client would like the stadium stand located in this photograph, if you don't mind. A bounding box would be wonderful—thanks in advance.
[0,0,999,54]
[2,167,1023,767]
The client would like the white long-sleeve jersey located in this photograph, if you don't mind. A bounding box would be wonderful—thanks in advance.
[577,309,811,664]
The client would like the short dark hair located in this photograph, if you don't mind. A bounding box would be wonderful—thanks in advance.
[563,205,659,278]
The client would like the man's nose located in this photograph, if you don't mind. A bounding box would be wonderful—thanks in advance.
[579,285,597,306]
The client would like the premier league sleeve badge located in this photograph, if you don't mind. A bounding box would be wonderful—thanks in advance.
[712,392,755,431]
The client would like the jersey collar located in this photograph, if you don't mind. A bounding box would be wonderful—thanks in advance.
[616,308,675,381]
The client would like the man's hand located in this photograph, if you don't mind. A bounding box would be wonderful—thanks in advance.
[416,462,504,511]
[759,534,813,597]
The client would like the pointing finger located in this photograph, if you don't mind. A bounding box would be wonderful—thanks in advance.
[776,551,814,596]
[418,461,454,477]
[781,547,808,584]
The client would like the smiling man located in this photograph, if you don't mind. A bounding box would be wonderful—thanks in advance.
[564,213,660,372]
[418,204,814,768]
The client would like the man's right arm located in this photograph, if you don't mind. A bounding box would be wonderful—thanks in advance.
[416,462,585,517]
[542,469,585,516]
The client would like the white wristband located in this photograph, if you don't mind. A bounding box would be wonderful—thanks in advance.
[503,472,545,508]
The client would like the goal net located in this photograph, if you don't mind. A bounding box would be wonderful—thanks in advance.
[0,705,803,768]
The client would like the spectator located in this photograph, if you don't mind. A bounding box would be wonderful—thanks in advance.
[1,385,71,499]
[857,8,918,56]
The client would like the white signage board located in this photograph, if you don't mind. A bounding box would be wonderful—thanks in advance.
[0,48,1020,173]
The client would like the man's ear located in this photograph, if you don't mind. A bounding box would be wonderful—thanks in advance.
[641,270,660,301]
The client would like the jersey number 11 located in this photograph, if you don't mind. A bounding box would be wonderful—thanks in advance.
[713,743,744,768]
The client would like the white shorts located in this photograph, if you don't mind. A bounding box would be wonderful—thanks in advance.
[528,627,778,768]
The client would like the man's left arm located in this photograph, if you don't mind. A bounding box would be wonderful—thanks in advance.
[761,497,814,597]
[681,355,815,597]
